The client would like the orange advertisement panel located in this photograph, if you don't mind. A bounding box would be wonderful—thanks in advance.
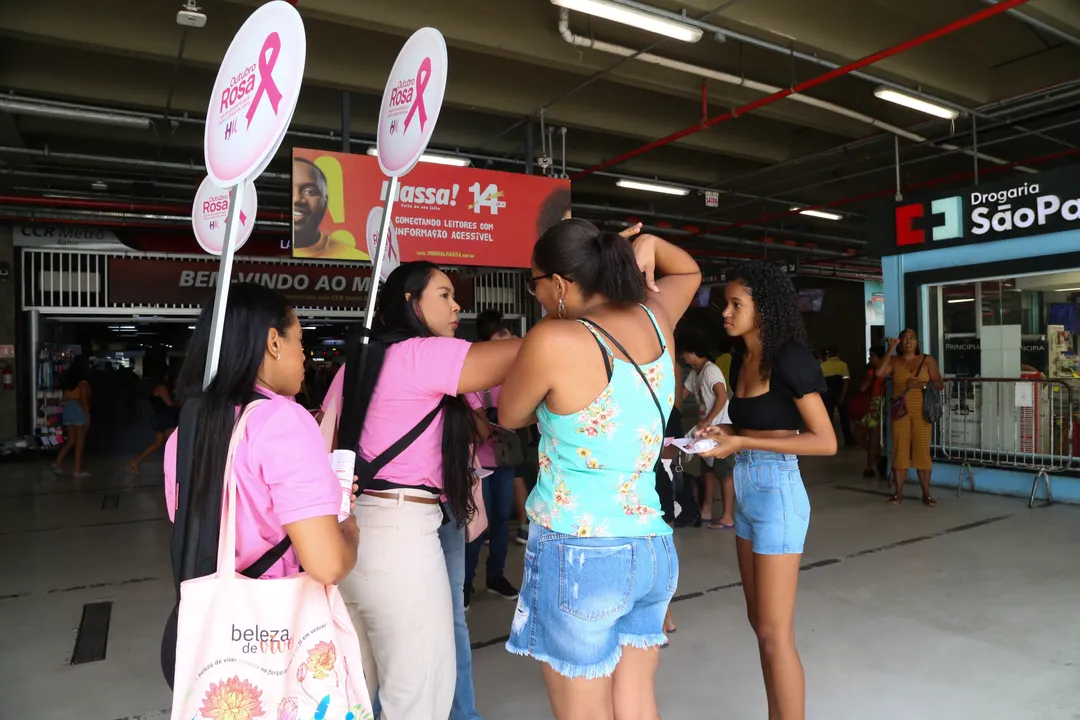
[291,148,570,268]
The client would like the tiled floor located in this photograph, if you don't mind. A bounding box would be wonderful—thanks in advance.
[2,448,1079,719]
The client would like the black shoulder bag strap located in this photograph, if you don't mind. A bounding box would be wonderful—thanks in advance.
[358,396,448,486]
[578,318,675,521]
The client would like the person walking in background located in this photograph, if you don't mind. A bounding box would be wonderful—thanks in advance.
[876,330,944,506]
[53,355,92,478]
[679,331,735,529]
[499,219,700,719]
[850,348,886,479]
[130,370,180,476]
[322,262,522,720]
[698,261,836,720]
[821,347,855,446]
[464,310,521,610]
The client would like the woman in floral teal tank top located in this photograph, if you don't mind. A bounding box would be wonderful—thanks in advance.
[499,219,701,719]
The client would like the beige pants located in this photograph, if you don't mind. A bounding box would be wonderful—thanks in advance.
[339,491,455,720]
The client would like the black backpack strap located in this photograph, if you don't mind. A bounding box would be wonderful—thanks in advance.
[578,319,667,424]
[362,396,448,483]
[240,535,293,578]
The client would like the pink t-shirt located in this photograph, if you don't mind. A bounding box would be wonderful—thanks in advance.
[164,388,342,579]
[466,386,500,468]
[323,336,470,489]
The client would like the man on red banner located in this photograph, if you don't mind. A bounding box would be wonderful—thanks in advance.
[292,157,368,260]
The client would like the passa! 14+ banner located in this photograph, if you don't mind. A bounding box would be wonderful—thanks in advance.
[291,149,571,269]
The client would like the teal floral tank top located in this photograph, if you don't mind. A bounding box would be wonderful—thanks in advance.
[526,305,674,538]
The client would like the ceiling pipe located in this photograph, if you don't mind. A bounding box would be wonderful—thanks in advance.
[602,0,1067,153]
[711,144,1080,233]
[604,221,858,258]
[0,145,289,180]
[574,202,866,247]
[558,9,1032,174]
[572,0,1035,178]
[979,0,1080,49]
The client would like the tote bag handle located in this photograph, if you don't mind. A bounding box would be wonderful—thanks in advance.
[215,400,267,578]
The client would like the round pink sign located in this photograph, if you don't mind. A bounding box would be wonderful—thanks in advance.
[192,177,258,256]
[376,28,448,178]
[365,206,400,282]
[204,1,306,187]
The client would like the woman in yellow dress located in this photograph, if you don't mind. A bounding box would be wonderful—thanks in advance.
[875,329,945,506]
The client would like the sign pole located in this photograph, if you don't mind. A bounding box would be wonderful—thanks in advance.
[202,182,246,389]
[361,175,399,340]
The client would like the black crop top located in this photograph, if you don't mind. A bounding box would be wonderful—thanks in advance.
[728,342,828,431]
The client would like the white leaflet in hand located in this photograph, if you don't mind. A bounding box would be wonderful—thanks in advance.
[667,437,719,455]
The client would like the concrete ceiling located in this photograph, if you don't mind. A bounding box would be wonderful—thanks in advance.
[3,0,1080,269]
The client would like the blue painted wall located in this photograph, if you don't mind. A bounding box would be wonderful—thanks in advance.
[882,227,1080,505]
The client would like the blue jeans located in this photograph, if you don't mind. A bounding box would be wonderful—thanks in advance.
[439,514,482,720]
[506,524,678,679]
[464,466,515,587]
[733,450,810,555]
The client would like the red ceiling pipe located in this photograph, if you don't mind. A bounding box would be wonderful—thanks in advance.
[0,195,289,221]
[572,0,1032,178]
[710,145,1080,233]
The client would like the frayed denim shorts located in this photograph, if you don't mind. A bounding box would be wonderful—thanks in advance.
[506,524,678,679]
[733,450,810,555]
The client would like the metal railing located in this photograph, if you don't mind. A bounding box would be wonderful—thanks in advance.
[932,377,1073,507]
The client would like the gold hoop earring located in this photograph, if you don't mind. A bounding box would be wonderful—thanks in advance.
[557,297,566,319]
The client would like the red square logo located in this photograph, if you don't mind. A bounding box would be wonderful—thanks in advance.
[895,204,925,246]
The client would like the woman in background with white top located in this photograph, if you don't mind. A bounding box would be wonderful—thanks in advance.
[679,330,734,529]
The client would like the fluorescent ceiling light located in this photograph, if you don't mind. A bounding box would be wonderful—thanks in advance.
[1055,287,1080,292]
[947,298,975,304]
[366,147,471,167]
[873,87,959,120]
[792,207,842,221]
[616,179,690,196]
[0,98,152,129]
[551,0,703,43]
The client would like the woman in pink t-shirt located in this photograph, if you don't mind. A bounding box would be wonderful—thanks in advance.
[324,261,520,720]
[161,283,359,686]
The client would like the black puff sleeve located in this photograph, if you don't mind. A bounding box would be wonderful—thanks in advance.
[772,342,828,398]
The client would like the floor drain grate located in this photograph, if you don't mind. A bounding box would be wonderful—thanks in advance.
[100,493,120,510]
[70,601,112,665]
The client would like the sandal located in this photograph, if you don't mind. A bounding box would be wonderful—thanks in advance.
[922,494,937,507]
[886,494,901,505]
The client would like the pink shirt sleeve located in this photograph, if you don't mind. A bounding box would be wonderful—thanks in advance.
[405,337,471,396]
[323,363,346,418]
[252,400,342,526]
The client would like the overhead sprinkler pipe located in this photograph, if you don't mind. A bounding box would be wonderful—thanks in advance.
[711,145,1080,233]
[557,9,1031,173]
[571,0,1034,178]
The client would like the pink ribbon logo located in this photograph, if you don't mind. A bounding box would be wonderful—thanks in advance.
[245,32,282,129]
[403,57,432,133]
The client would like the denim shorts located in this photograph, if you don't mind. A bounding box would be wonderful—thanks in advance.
[506,524,678,679]
[62,400,86,427]
[733,450,810,555]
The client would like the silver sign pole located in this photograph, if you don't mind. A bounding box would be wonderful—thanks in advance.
[361,175,399,340]
[202,182,246,388]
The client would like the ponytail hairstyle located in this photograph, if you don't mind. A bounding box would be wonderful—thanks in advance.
[175,283,293,510]
[343,261,479,526]
[532,218,646,307]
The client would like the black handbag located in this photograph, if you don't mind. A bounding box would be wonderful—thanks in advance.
[483,389,525,468]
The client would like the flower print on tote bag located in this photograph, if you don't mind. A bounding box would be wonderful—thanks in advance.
[169,401,373,720]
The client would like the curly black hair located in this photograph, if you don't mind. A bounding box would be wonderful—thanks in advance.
[730,260,808,380]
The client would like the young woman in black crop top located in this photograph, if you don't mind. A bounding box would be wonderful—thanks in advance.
[696,261,835,720]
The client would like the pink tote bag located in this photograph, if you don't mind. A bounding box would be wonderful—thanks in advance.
[170,401,373,720]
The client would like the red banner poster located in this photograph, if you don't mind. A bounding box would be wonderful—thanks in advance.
[291,149,570,268]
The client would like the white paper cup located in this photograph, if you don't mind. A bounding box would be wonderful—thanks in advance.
[329,449,356,521]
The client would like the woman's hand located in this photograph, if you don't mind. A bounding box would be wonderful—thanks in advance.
[907,378,927,391]
[699,434,744,459]
[631,233,662,293]
[886,337,900,353]
[619,222,643,239]
[694,424,733,439]
[349,478,359,513]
